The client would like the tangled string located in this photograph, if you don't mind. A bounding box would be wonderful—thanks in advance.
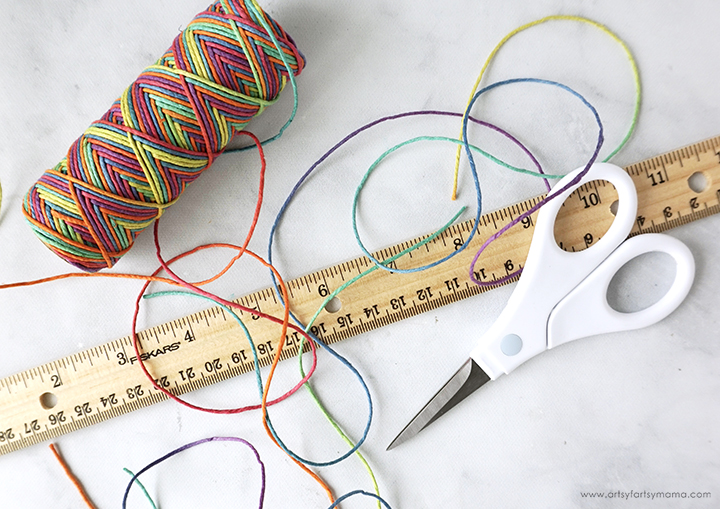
[23,0,304,271]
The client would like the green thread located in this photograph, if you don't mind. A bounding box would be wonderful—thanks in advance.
[451,14,641,199]
[123,468,158,509]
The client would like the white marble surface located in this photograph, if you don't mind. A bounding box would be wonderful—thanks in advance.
[0,0,718,507]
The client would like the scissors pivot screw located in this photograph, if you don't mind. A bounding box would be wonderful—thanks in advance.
[500,334,523,356]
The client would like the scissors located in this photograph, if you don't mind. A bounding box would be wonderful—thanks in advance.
[387,163,695,450]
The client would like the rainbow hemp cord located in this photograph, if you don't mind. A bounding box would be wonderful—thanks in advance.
[22,0,304,272]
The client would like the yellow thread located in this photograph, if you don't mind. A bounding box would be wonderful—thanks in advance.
[451,15,641,199]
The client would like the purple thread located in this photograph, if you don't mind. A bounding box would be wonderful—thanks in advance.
[462,78,605,287]
[121,436,266,509]
[266,109,549,273]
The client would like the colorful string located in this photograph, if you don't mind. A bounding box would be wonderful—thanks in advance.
[23,0,304,272]
[264,109,555,505]
[351,127,559,276]
[268,109,546,272]
[122,437,266,509]
[132,239,320,415]
[263,93,595,500]
[451,14,641,199]
[462,78,604,286]
[121,436,398,509]
[327,490,394,509]
[132,165,337,496]
[123,469,158,509]
[141,241,333,499]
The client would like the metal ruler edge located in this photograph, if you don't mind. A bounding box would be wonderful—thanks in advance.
[1,135,719,456]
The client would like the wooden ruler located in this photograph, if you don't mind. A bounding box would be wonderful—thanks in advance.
[1,136,719,456]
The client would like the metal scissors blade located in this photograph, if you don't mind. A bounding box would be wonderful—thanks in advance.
[386,359,489,450]
[388,163,695,449]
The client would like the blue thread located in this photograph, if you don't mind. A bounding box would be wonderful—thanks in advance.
[327,489,394,509]
[143,290,371,468]
[460,79,604,284]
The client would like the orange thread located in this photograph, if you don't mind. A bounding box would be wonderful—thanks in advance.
[49,443,97,509]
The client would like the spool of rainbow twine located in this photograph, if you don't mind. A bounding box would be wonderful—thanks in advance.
[23,0,304,272]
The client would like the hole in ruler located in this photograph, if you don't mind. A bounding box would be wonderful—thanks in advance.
[609,200,619,216]
[39,392,58,410]
[324,296,342,313]
[688,171,708,193]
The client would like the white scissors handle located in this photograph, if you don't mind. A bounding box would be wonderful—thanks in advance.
[548,233,695,347]
[389,163,695,450]
[472,163,642,379]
